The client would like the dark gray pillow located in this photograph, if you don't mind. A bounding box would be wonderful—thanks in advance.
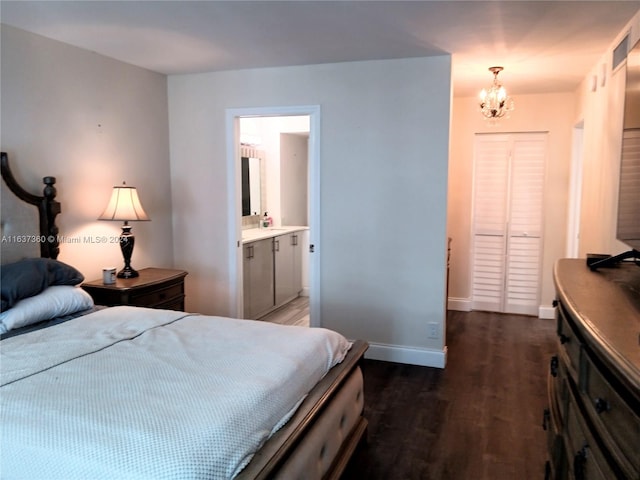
[1,258,84,312]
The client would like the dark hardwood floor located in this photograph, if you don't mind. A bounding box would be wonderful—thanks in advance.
[343,310,556,480]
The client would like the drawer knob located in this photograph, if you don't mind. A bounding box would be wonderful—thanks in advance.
[574,446,588,480]
[550,355,559,378]
[594,397,610,414]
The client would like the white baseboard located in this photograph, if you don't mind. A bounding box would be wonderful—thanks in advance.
[448,297,471,312]
[449,297,556,320]
[365,342,448,369]
[538,305,556,319]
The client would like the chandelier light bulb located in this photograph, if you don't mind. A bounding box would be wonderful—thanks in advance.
[479,66,514,120]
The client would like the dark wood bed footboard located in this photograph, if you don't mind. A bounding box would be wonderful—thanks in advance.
[237,339,369,479]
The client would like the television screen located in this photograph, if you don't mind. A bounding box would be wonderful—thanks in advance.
[616,38,640,252]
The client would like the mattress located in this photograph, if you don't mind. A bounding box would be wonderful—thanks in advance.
[0,306,352,479]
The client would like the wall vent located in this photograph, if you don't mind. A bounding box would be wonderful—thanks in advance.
[613,34,629,70]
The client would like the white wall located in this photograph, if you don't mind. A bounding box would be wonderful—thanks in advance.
[168,56,451,367]
[574,12,640,257]
[280,132,309,227]
[1,25,174,280]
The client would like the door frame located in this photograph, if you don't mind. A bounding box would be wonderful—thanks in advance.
[566,121,584,258]
[225,105,321,326]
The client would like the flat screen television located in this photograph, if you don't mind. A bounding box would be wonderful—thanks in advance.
[591,37,640,269]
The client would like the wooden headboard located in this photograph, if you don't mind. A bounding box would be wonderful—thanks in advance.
[1,152,60,263]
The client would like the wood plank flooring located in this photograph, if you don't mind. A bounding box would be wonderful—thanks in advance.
[263,304,556,478]
[343,310,556,480]
[259,296,309,326]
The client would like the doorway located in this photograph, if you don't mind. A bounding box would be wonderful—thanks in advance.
[567,122,584,258]
[226,105,321,326]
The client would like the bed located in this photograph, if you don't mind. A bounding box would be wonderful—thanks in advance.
[0,152,368,479]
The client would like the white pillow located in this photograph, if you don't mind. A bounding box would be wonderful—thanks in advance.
[0,285,94,334]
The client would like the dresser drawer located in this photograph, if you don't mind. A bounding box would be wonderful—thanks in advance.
[129,281,184,308]
[582,351,640,477]
[549,355,570,426]
[546,372,568,480]
[556,306,583,382]
[565,382,618,480]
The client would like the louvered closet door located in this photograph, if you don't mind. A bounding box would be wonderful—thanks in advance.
[472,133,547,316]
[471,135,510,312]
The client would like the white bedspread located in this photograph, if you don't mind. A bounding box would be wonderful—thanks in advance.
[0,306,351,479]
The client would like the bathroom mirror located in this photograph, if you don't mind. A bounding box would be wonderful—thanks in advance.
[241,156,261,216]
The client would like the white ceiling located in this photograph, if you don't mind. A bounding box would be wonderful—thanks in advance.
[1,1,639,97]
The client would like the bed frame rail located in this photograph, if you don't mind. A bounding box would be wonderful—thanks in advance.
[237,339,369,479]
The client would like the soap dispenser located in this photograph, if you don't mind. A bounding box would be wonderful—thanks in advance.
[261,212,270,229]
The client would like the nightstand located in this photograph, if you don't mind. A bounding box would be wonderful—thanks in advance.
[82,268,188,311]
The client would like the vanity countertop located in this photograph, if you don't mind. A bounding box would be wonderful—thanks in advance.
[242,226,308,244]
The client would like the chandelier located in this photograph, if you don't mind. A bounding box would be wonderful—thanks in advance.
[479,66,514,119]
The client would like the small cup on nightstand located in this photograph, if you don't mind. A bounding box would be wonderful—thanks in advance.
[102,267,116,285]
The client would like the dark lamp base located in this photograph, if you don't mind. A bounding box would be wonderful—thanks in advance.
[117,267,139,279]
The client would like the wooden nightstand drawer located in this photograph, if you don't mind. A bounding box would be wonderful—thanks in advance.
[128,282,184,308]
[82,268,188,311]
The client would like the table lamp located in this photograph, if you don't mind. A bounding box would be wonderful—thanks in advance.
[98,182,150,278]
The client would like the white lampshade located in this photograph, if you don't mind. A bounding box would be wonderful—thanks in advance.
[98,183,150,222]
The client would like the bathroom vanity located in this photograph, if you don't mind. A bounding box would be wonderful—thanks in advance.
[242,226,307,319]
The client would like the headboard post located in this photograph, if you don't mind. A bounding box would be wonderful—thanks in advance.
[41,176,61,259]
[1,152,61,260]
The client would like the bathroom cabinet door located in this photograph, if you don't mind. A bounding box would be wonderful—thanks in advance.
[274,232,302,307]
[243,238,274,319]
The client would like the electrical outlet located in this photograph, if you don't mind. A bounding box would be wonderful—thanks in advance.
[427,322,439,339]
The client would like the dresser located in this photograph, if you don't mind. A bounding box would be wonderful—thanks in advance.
[82,267,188,311]
[545,259,640,479]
